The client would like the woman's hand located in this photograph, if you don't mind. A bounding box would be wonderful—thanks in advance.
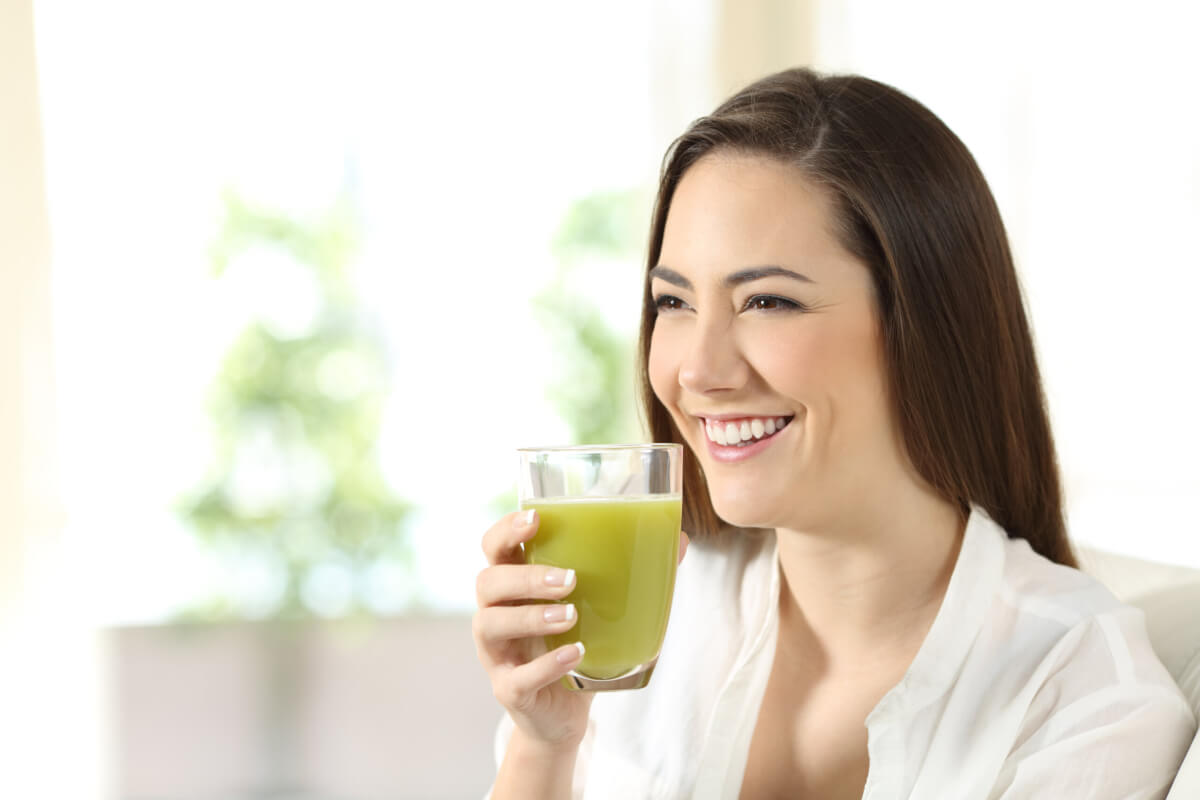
[473,509,595,751]
[473,511,692,753]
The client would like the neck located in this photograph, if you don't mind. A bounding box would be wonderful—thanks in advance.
[773,484,965,674]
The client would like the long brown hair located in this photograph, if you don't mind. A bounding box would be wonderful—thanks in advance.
[637,67,1076,567]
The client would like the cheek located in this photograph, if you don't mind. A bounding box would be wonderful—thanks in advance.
[757,316,887,417]
[766,343,814,387]
[809,317,891,437]
[835,315,890,414]
[750,325,825,396]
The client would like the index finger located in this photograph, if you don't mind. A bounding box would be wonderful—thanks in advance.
[481,509,539,566]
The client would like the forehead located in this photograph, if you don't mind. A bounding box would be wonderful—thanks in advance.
[659,152,864,288]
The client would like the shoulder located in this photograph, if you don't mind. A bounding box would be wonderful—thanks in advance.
[976,527,1196,795]
[992,533,1181,691]
[985,528,1189,710]
[904,512,1197,796]
[998,532,1121,625]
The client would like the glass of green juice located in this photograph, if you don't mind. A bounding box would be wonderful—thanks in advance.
[517,444,682,692]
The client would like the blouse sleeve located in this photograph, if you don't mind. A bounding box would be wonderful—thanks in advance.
[989,612,1197,799]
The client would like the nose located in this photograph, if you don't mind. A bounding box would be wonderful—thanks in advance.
[678,317,750,396]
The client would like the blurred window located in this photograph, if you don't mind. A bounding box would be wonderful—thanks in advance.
[36,0,708,624]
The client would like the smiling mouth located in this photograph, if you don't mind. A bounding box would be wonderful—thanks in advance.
[702,415,794,447]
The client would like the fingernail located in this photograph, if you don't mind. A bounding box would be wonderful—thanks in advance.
[556,641,585,665]
[544,568,575,587]
[514,509,536,530]
[543,603,576,623]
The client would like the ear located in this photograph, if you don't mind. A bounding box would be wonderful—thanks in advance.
[678,530,690,565]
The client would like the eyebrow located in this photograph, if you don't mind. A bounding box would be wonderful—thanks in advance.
[648,264,815,290]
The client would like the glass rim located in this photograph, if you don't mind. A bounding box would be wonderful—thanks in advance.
[516,443,682,454]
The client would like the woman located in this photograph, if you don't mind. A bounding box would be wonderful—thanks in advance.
[473,68,1196,799]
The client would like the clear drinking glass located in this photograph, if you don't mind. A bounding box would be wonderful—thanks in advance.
[517,444,683,691]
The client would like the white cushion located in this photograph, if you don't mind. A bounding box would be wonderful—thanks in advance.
[1134,581,1200,716]
[1170,737,1200,800]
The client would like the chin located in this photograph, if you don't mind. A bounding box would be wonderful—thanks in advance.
[707,486,784,530]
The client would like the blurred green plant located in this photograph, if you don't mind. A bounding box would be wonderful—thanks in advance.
[490,189,648,518]
[535,188,646,445]
[177,192,411,621]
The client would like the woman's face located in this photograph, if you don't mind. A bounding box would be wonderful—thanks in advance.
[648,153,904,531]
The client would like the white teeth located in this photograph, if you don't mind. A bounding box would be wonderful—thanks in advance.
[712,423,727,445]
[706,420,728,445]
[724,422,740,444]
[704,416,793,446]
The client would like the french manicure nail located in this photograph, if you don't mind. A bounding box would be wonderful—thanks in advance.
[556,641,585,665]
[544,568,575,587]
[543,603,576,623]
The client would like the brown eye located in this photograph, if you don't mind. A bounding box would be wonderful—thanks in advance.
[654,295,688,312]
[744,294,801,312]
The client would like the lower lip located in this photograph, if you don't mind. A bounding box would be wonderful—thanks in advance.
[702,423,787,463]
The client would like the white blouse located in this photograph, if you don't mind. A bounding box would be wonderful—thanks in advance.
[491,509,1196,798]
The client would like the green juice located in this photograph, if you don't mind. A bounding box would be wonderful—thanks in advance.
[522,495,682,681]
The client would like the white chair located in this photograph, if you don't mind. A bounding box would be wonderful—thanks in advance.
[1076,547,1200,799]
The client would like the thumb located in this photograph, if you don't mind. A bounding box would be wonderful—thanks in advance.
[678,530,690,565]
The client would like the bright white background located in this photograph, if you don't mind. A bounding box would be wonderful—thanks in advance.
[34,0,1200,629]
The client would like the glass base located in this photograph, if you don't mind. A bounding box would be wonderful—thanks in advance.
[561,656,658,692]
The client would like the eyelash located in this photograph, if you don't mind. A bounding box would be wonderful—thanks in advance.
[743,295,803,312]
[653,295,688,312]
[652,294,806,314]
